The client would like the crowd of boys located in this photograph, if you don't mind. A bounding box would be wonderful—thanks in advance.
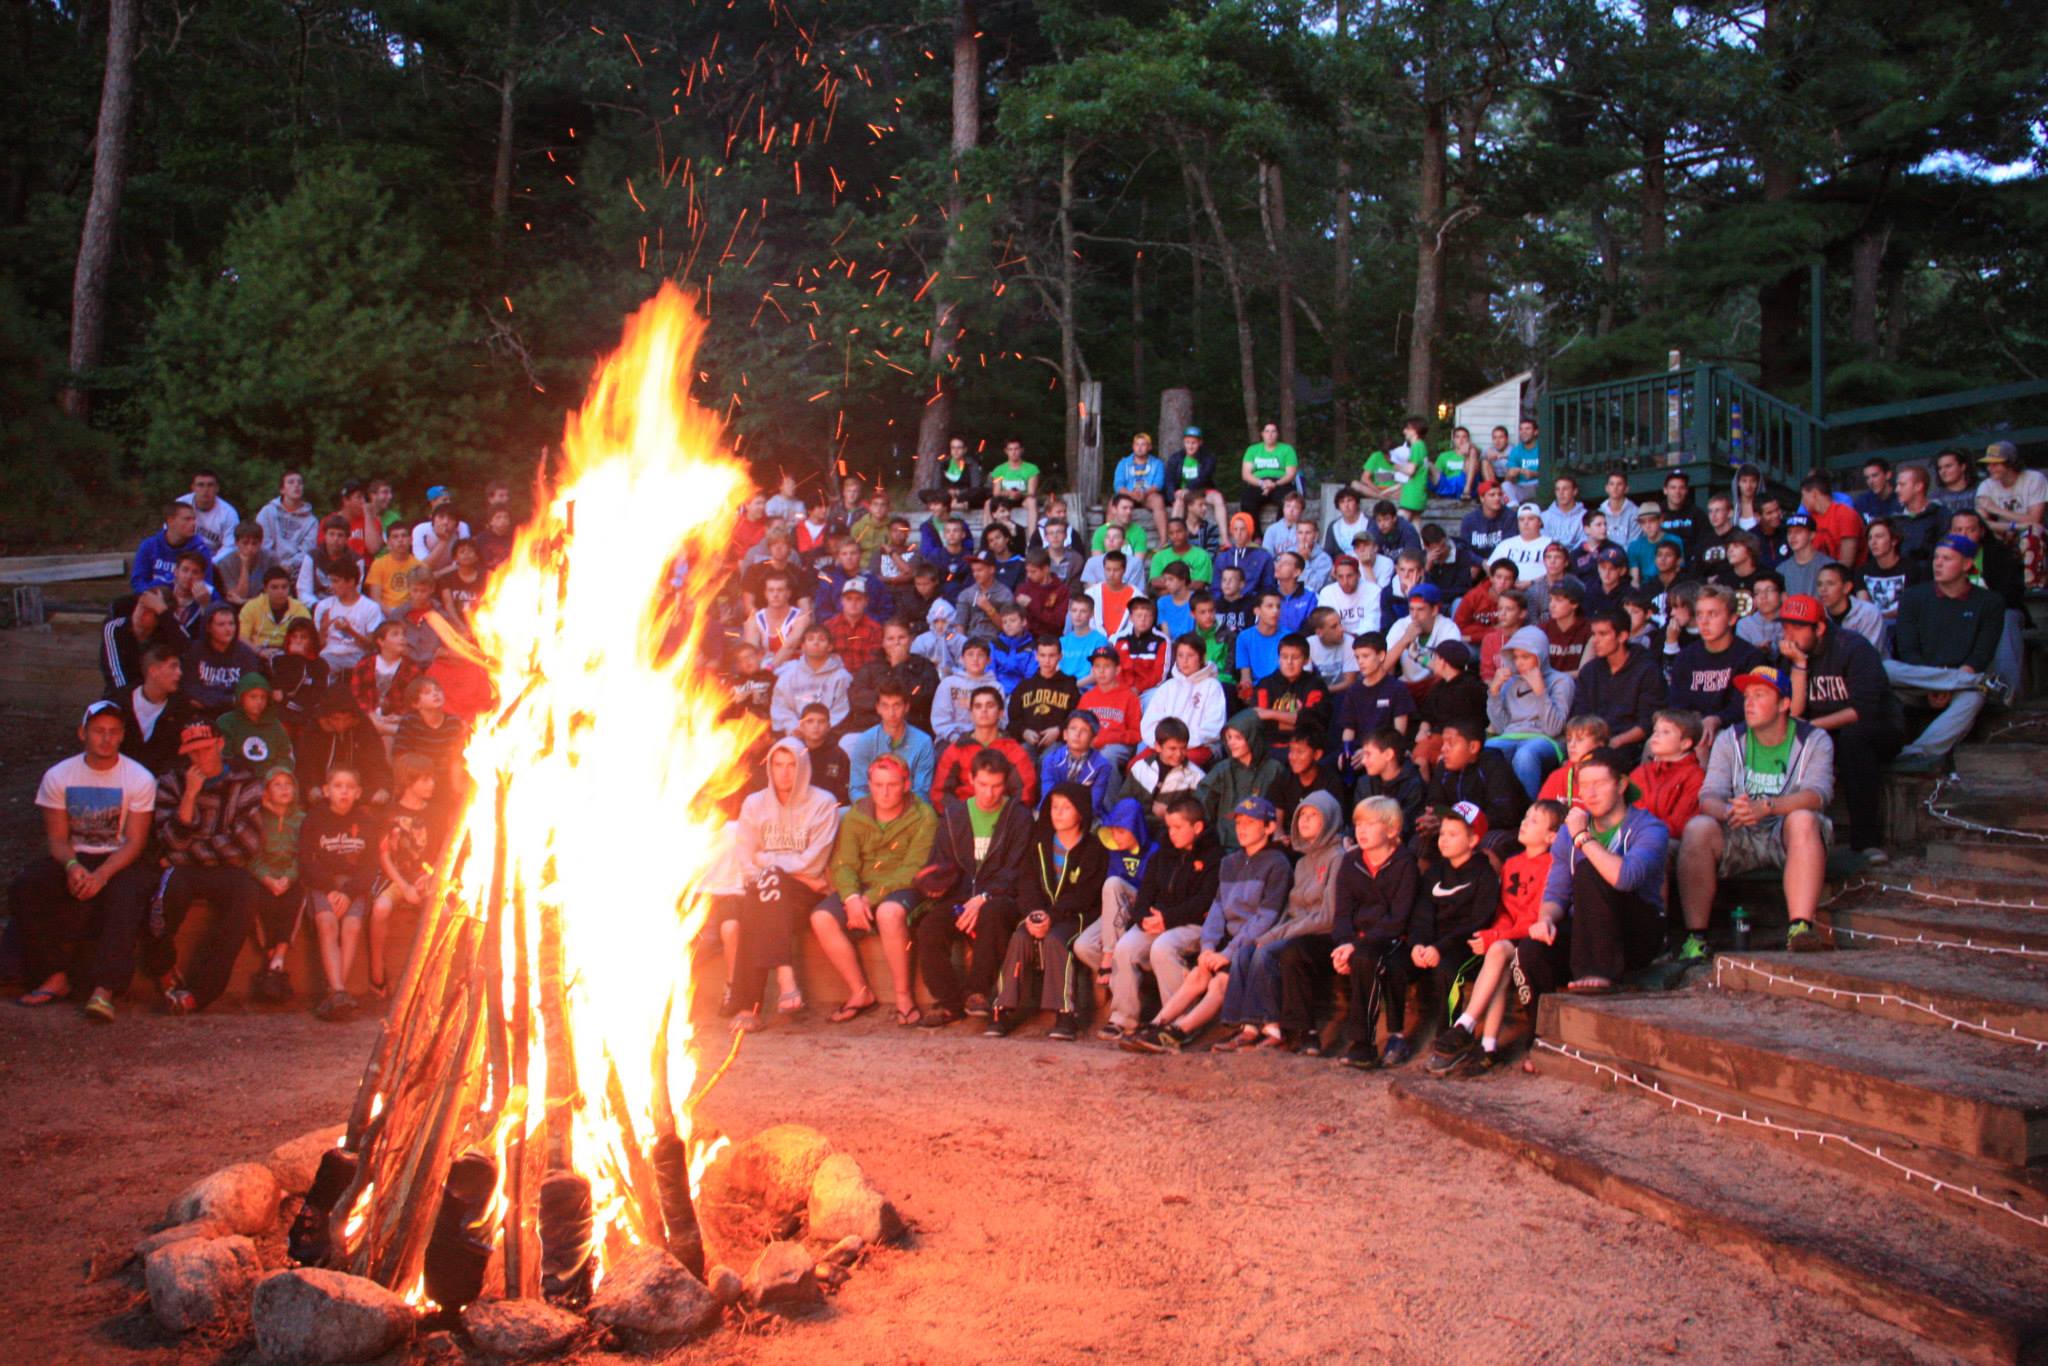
[15,428,2040,1068]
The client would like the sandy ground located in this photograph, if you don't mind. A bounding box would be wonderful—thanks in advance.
[0,712,1951,1364]
[0,997,1955,1366]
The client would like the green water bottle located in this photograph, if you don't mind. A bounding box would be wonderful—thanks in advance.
[1732,905,1751,952]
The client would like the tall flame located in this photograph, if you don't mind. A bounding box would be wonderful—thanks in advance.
[462,283,755,1266]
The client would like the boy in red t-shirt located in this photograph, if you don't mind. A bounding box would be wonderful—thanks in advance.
[1077,647,1142,770]
[1427,799,1563,1076]
[1629,709,1705,839]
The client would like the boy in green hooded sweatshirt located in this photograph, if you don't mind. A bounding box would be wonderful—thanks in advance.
[1198,710,1282,851]
[216,672,294,778]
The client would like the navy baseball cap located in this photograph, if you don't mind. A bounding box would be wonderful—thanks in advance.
[1785,509,1813,528]
[1597,546,1628,569]
[1231,795,1278,822]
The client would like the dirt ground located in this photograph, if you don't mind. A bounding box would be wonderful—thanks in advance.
[0,712,1952,1365]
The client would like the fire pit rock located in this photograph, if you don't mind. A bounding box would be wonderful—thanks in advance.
[807,1152,902,1246]
[250,1267,413,1363]
[715,1123,835,1218]
[167,1161,284,1236]
[745,1239,823,1310]
[145,1235,262,1332]
[461,1298,587,1359]
[265,1125,349,1195]
[135,1218,230,1262]
[586,1244,720,1347]
[706,1264,745,1306]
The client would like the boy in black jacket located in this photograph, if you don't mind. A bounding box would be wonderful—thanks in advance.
[1385,803,1500,1066]
[1007,638,1081,752]
[1281,793,1419,1064]
[1078,794,1220,1040]
[1417,717,1524,869]
[915,750,1035,1028]
[989,782,1106,1039]
[1354,726,1427,829]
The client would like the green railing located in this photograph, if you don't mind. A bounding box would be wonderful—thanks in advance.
[1546,367,2048,491]
[1544,363,1817,489]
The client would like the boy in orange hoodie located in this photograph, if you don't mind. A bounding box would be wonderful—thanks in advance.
[1428,799,1565,1076]
[1536,715,1610,805]
[1077,647,1142,769]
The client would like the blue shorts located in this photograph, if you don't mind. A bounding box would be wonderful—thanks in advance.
[815,889,918,936]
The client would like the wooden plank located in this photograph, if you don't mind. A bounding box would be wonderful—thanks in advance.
[1391,1075,2048,1365]
[1828,379,2048,429]
[1713,950,2048,1048]
[0,558,127,586]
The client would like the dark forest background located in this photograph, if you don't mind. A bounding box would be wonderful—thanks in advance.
[3,0,2044,548]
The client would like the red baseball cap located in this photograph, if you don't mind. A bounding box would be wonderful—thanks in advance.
[1780,594,1824,626]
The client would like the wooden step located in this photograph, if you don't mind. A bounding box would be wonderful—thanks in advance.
[1713,949,2048,1048]
[1923,838,2048,879]
[1827,898,2048,956]
[1539,990,2048,1168]
[1391,1074,2048,1365]
[1847,862,2048,907]
[1954,743,2048,784]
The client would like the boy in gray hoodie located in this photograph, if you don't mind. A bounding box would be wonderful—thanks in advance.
[1483,624,1576,799]
[720,736,841,1029]
[1675,665,1836,952]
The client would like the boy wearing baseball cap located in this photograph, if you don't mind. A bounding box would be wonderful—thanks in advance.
[1382,801,1500,1068]
[1777,592,1902,862]
[1676,665,1836,952]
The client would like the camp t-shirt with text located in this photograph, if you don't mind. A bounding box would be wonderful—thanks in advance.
[1244,443,1298,481]
[1742,729,1794,799]
[35,754,157,854]
[991,462,1039,494]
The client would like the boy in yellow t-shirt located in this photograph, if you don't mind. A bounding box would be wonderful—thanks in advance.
[364,522,424,612]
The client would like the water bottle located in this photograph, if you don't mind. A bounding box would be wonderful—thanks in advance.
[1732,906,1751,952]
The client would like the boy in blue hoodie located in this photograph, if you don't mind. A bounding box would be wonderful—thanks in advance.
[990,604,1037,693]
[1536,747,1673,988]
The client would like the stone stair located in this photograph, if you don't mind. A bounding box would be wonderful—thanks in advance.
[1394,694,2048,1363]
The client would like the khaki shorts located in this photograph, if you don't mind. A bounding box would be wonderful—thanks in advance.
[1716,814,1833,878]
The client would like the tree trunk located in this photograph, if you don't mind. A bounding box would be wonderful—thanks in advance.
[1849,221,1887,351]
[1058,146,1085,475]
[1258,159,1297,443]
[1637,0,1670,312]
[1755,4,1802,392]
[61,0,140,419]
[491,68,516,224]
[1593,202,1619,338]
[1130,249,1144,415]
[913,0,978,495]
[1406,97,1448,417]
[1184,154,1258,442]
[1158,388,1194,457]
[1330,0,1352,469]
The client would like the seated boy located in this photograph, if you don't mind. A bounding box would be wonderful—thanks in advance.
[1058,596,1110,678]
[1382,802,1500,1067]
[1427,800,1564,1075]
[1354,726,1427,831]
[1535,715,1610,804]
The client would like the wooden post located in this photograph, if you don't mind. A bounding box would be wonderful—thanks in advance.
[1074,379,1103,521]
[1158,388,1194,461]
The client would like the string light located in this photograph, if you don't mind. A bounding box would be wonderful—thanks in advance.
[1533,1040,2048,1232]
[1923,778,2048,844]
[1711,957,2048,1050]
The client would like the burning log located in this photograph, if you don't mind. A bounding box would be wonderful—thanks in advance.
[536,1171,595,1308]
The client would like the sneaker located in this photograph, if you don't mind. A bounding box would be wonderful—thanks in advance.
[1158,1024,1191,1053]
[917,1005,963,1030]
[1340,1041,1381,1069]
[313,990,355,1022]
[1094,1022,1126,1042]
[1048,1013,1078,1042]
[160,988,196,1016]
[252,966,294,1005]
[1381,1034,1414,1067]
[1786,920,1831,953]
[1455,1047,1500,1078]
[1431,1023,1475,1058]
[1857,847,1890,868]
[963,994,992,1019]
[1677,933,1712,963]
[1300,1033,1326,1059]
[1980,674,2016,707]
[1119,1024,1167,1055]
[1888,751,1944,775]
[982,1011,1018,1038]
[82,988,116,1024]
[1426,1027,1475,1076]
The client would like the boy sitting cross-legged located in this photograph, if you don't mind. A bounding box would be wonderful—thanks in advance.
[1427,799,1564,1076]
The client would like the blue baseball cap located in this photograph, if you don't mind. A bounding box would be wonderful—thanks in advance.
[1937,533,1979,558]
[426,485,451,503]
[1231,795,1278,822]
[1406,582,1443,606]
[1732,664,1792,697]
[1184,426,1203,438]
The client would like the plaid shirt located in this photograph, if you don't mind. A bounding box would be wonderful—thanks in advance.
[349,655,423,716]
[827,614,883,672]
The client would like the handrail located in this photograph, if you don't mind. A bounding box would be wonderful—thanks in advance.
[1828,379,2048,430]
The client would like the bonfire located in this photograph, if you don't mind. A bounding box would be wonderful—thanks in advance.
[302,284,760,1312]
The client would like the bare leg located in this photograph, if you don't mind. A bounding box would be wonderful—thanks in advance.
[367,896,395,989]
[336,914,364,991]
[876,901,915,1011]
[1781,810,1825,923]
[719,919,740,989]
[1481,987,1510,1043]
[808,909,871,998]
[313,912,345,992]
[1174,972,1231,1032]
[1461,939,1514,1024]
[1676,816,1724,933]
[1153,962,1214,1024]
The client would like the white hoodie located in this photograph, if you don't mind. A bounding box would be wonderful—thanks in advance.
[734,736,839,883]
[1140,661,1225,752]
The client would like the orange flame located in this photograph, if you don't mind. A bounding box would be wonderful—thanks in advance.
[457,283,758,1272]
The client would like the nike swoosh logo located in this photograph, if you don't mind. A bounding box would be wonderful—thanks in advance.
[1434,882,1472,897]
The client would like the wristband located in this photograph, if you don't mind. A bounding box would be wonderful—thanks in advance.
[64,857,81,871]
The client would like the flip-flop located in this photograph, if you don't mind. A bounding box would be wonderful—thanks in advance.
[1566,978,1616,995]
[893,1006,924,1027]
[828,997,879,1024]
[16,988,61,1007]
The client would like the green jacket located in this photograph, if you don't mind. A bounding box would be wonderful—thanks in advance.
[246,803,304,882]
[1197,710,1282,852]
[829,795,940,901]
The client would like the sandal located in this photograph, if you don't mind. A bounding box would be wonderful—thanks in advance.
[1256,1030,1291,1050]
[366,973,389,1001]
[776,989,807,1018]
[17,987,63,1008]
[1210,1026,1261,1054]
[1566,977,1616,995]
[916,1006,964,1030]
[893,1006,924,1027]
[828,995,879,1025]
